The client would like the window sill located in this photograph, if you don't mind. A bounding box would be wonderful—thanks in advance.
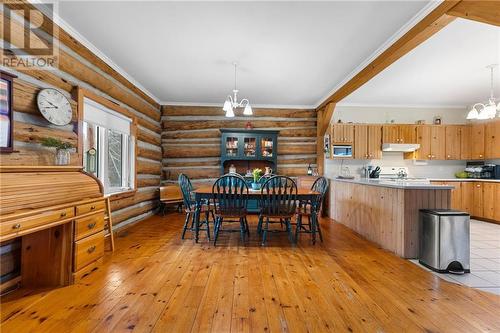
[106,189,137,200]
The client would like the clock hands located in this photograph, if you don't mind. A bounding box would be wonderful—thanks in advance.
[46,101,59,109]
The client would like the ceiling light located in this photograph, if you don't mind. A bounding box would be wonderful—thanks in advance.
[222,63,252,117]
[467,64,499,120]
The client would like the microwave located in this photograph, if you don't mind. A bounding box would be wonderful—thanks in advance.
[332,145,353,158]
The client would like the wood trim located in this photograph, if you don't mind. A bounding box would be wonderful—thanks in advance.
[447,0,500,27]
[316,1,459,111]
[0,165,83,173]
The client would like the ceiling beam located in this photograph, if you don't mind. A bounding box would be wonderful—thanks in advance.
[447,0,500,27]
[316,0,460,121]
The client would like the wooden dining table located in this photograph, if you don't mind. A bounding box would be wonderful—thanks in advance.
[191,185,321,242]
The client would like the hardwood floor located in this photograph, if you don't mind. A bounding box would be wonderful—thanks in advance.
[1,213,499,332]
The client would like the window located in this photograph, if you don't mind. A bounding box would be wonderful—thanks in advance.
[82,98,135,195]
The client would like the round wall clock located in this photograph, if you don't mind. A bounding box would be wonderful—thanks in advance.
[37,88,73,126]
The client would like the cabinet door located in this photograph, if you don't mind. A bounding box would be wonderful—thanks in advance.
[449,182,462,210]
[354,125,368,159]
[495,184,500,222]
[430,126,445,160]
[445,126,461,160]
[400,125,417,143]
[485,120,500,159]
[483,182,496,220]
[415,125,431,160]
[461,182,474,214]
[472,182,484,218]
[382,125,399,143]
[460,125,471,160]
[470,124,485,160]
[367,125,382,159]
[343,124,355,143]
[331,124,344,143]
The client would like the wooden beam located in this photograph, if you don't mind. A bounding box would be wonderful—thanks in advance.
[448,0,500,27]
[316,1,459,111]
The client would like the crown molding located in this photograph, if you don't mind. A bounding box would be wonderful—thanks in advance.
[314,0,445,109]
[161,101,316,109]
[28,0,161,104]
[336,102,467,109]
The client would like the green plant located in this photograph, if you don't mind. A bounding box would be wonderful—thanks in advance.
[40,137,73,150]
[252,168,262,183]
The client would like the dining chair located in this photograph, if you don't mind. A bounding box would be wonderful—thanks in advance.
[295,176,328,244]
[258,175,297,246]
[212,174,249,246]
[178,173,213,242]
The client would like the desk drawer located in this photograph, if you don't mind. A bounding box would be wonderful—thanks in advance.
[76,201,105,215]
[74,212,104,241]
[1,207,74,238]
[74,231,104,271]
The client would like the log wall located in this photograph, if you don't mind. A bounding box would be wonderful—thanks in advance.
[161,106,317,184]
[0,4,162,230]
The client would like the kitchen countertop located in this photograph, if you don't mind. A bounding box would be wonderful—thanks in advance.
[330,178,454,190]
[429,178,500,183]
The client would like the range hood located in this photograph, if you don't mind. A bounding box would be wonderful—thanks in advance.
[382,143,420,152]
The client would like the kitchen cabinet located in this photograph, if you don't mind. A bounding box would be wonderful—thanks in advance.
[431,181,462,210]
[461,182,474,214]
[331,124,354,143]
[445,125,461,160]
[414,125,445,160]
[470,123,485,160]
[382,124,416,143]
[485,120,500,159]
[460,125,471,160]
[472,182,484,218]
[354,125,382,159]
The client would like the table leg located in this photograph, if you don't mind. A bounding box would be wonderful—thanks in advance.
[311,203,317,244]
[193,200,202,243]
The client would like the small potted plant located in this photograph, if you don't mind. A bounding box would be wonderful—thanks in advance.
[252,168,262,190]
[40,137,74,165]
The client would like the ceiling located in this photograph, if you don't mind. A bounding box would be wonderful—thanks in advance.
[342,18,500,108]
[58,0,432,107]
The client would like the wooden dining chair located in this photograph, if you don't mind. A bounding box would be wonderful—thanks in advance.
[258,175,297,246]
[178,173,213,242]
[295,176,328,244]
[212,174,249,246]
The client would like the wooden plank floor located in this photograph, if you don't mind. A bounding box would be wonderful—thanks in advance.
[1,213,500,332]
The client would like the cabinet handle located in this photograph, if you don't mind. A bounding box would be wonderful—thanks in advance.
[12,223,21,230]
[90,206,96,210]
[447,155,451,158]
[428,154,431,158]
[87,246,96,254]
[60,212,67,218]
[476,184,481,188]
[479,154,483,158]
[87,222,96,229]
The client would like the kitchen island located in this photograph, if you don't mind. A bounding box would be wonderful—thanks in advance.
[329,178,454,258]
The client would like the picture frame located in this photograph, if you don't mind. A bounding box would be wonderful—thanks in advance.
[0,71,17,153]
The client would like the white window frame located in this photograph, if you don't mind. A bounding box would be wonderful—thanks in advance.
[83,99,135,196]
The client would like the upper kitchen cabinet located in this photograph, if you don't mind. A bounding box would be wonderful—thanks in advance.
[413,125,445,160]
[460,125,472,160]
[485,120,500,159]
[445,125,462,160]
[331,124,354,143]
[354,124,382,159]
[470,123,485,160]
[382,124,416,143]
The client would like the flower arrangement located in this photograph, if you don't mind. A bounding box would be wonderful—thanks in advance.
[252,168,262,184]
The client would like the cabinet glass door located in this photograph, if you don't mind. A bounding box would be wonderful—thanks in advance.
[225,137,239,157]
[261,137,274,158]
[243,137,256,157]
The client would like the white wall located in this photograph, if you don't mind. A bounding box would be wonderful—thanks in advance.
[325,105,477,180]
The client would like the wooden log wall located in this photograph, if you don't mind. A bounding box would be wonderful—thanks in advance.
[0,3,162,230]
[161,106,317,184]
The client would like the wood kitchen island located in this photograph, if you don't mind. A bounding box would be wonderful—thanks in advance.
[330,178,454,258]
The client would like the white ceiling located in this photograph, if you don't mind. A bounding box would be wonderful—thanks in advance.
[58,0,432,107]
[342,18,500,108]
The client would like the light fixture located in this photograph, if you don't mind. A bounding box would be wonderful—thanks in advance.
[467,64,499,120]
[222,63,252,117]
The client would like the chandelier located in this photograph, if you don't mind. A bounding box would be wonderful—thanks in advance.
[222,63,252,117]
[467,64,500,120]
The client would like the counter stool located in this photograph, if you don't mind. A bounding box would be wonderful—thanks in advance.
[295,176,328,244]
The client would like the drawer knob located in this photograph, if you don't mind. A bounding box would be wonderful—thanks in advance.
[87,246,96,254]
[60,212,67,218]
[12,223,21,230]
[90,206,96,210]
[87,222,96,229]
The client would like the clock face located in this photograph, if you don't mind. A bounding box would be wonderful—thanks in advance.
[37,88,73,126]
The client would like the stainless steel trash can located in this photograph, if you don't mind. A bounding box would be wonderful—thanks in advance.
[419,209,470,274]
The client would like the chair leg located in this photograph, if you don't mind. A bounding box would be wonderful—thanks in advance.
[240,217,245,242]
[205,211,211,241]
[316,213,323,242]
[257,215,263,235]
[213,217,221,246]
[245,217,250,236]
[181,212,191,240]
[285,218,293,243]
[311,214,317,245]
[262,217,269,246]
[295,214,302,243]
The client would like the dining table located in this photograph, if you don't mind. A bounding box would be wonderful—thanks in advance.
[191,185,321,243]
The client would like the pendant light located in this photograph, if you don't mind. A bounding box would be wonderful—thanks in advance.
[467,64,499,120]
[222,63,252,117]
